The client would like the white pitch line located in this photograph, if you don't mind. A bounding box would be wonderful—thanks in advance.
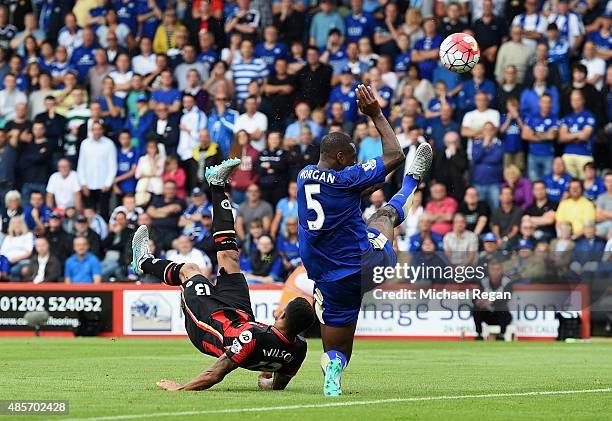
[57,387,612,421]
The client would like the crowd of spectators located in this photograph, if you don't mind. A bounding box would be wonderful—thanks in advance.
[0,0,610,291]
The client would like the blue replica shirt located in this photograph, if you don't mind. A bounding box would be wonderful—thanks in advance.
[255,42,288,71]
[117,147,138,193]
[70,45,96,82]
[345,12,376,43]
[413,35,443,81]
[584,177,605,201]
[136,0,162,39]
[560,110,596,156]
[88,6,106,31]
[151,88,182,106]
[524,114,559,156]
[197,50,219,69]
[500,114,522,153]
[276,235,301,267]
[548,39,570,83]
[394,52,411,73]
[98,94,125,134]
[113,0,137,33]
[378,85,393,117]
[426,97,457,125]
[457,78,496,112]
[543,172,572,203]
[586,30,612,54]
[207,108,239,157]
[64,252,101,284]
[327,83,359,123]
[297,156,386,282]
[409,232,444,252]
[322,47,348,75]
[24,205,53,230]
[181,202,212,243]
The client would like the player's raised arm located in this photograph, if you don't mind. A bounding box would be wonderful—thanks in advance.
[355,84,405,174]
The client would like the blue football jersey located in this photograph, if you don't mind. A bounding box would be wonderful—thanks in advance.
[524,114,558,156]
[297,157,386,282]
[560,110,596,156]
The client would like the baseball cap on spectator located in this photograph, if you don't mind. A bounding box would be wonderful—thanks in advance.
[518,239,534,250]
[49,212,62,220]
[191,187,205,197]
[482,233,497,242]
[77,215,88,223]
[340,66,352,74]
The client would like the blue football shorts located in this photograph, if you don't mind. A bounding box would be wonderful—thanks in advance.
[313,227,397,327]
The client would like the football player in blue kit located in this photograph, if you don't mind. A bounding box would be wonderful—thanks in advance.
[297,84,433,396]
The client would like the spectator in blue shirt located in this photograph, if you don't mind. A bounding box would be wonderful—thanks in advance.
[425,80,456,125]
[570,221,606,280]
[357,120,382,162]
[327,68,358,123]
[394,33,412,73]
[114,130,138,195]
[309,0,345,49]
[276,215,301,275]
[499,97,526,173]
[546,23,570,84]
[558,89,596,179]
[136,0,163,40]
[150,69,182,114]
[124,94,155,156]
[69,27,97,83]
[113,0,138,33]
[255,25,288,72]
[471,122,504,209]
[23,191,52,231]
[522,94,559,181]
[207,93,239,158]
[270,181,298,238]
[427,102,460,151]
[320,28,348,77]
[98,77,125,137]
[345,0,376,43]
[411,17,443,81]
[64,236,102,284]
[457,63,497,113]
[583,162,605,201]
[543,157,572,203]
[409,215,444,252]
[519,63,560,118]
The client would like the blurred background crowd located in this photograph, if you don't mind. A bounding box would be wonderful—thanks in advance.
[0,0,610,298]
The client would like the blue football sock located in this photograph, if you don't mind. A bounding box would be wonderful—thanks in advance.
[387,174,418,223]
[321,350,348,374]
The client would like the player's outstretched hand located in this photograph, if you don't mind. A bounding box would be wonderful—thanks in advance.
[156,379,182,391]
[257,372,274,390]
[355,84,382,118]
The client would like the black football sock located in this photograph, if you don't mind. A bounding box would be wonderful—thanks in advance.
[141,258,184,286]
[210,184,238,252]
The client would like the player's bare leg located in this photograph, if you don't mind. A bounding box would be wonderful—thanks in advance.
[367,142,433,238]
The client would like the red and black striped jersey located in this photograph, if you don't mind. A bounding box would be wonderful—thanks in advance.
[209,308,307,376]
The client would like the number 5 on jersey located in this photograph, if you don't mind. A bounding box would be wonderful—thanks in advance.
[305,184,325,230]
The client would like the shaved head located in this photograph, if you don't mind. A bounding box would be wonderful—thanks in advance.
[319,131,356,169]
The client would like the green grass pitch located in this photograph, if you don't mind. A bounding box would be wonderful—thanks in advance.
[1,338,612,420]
